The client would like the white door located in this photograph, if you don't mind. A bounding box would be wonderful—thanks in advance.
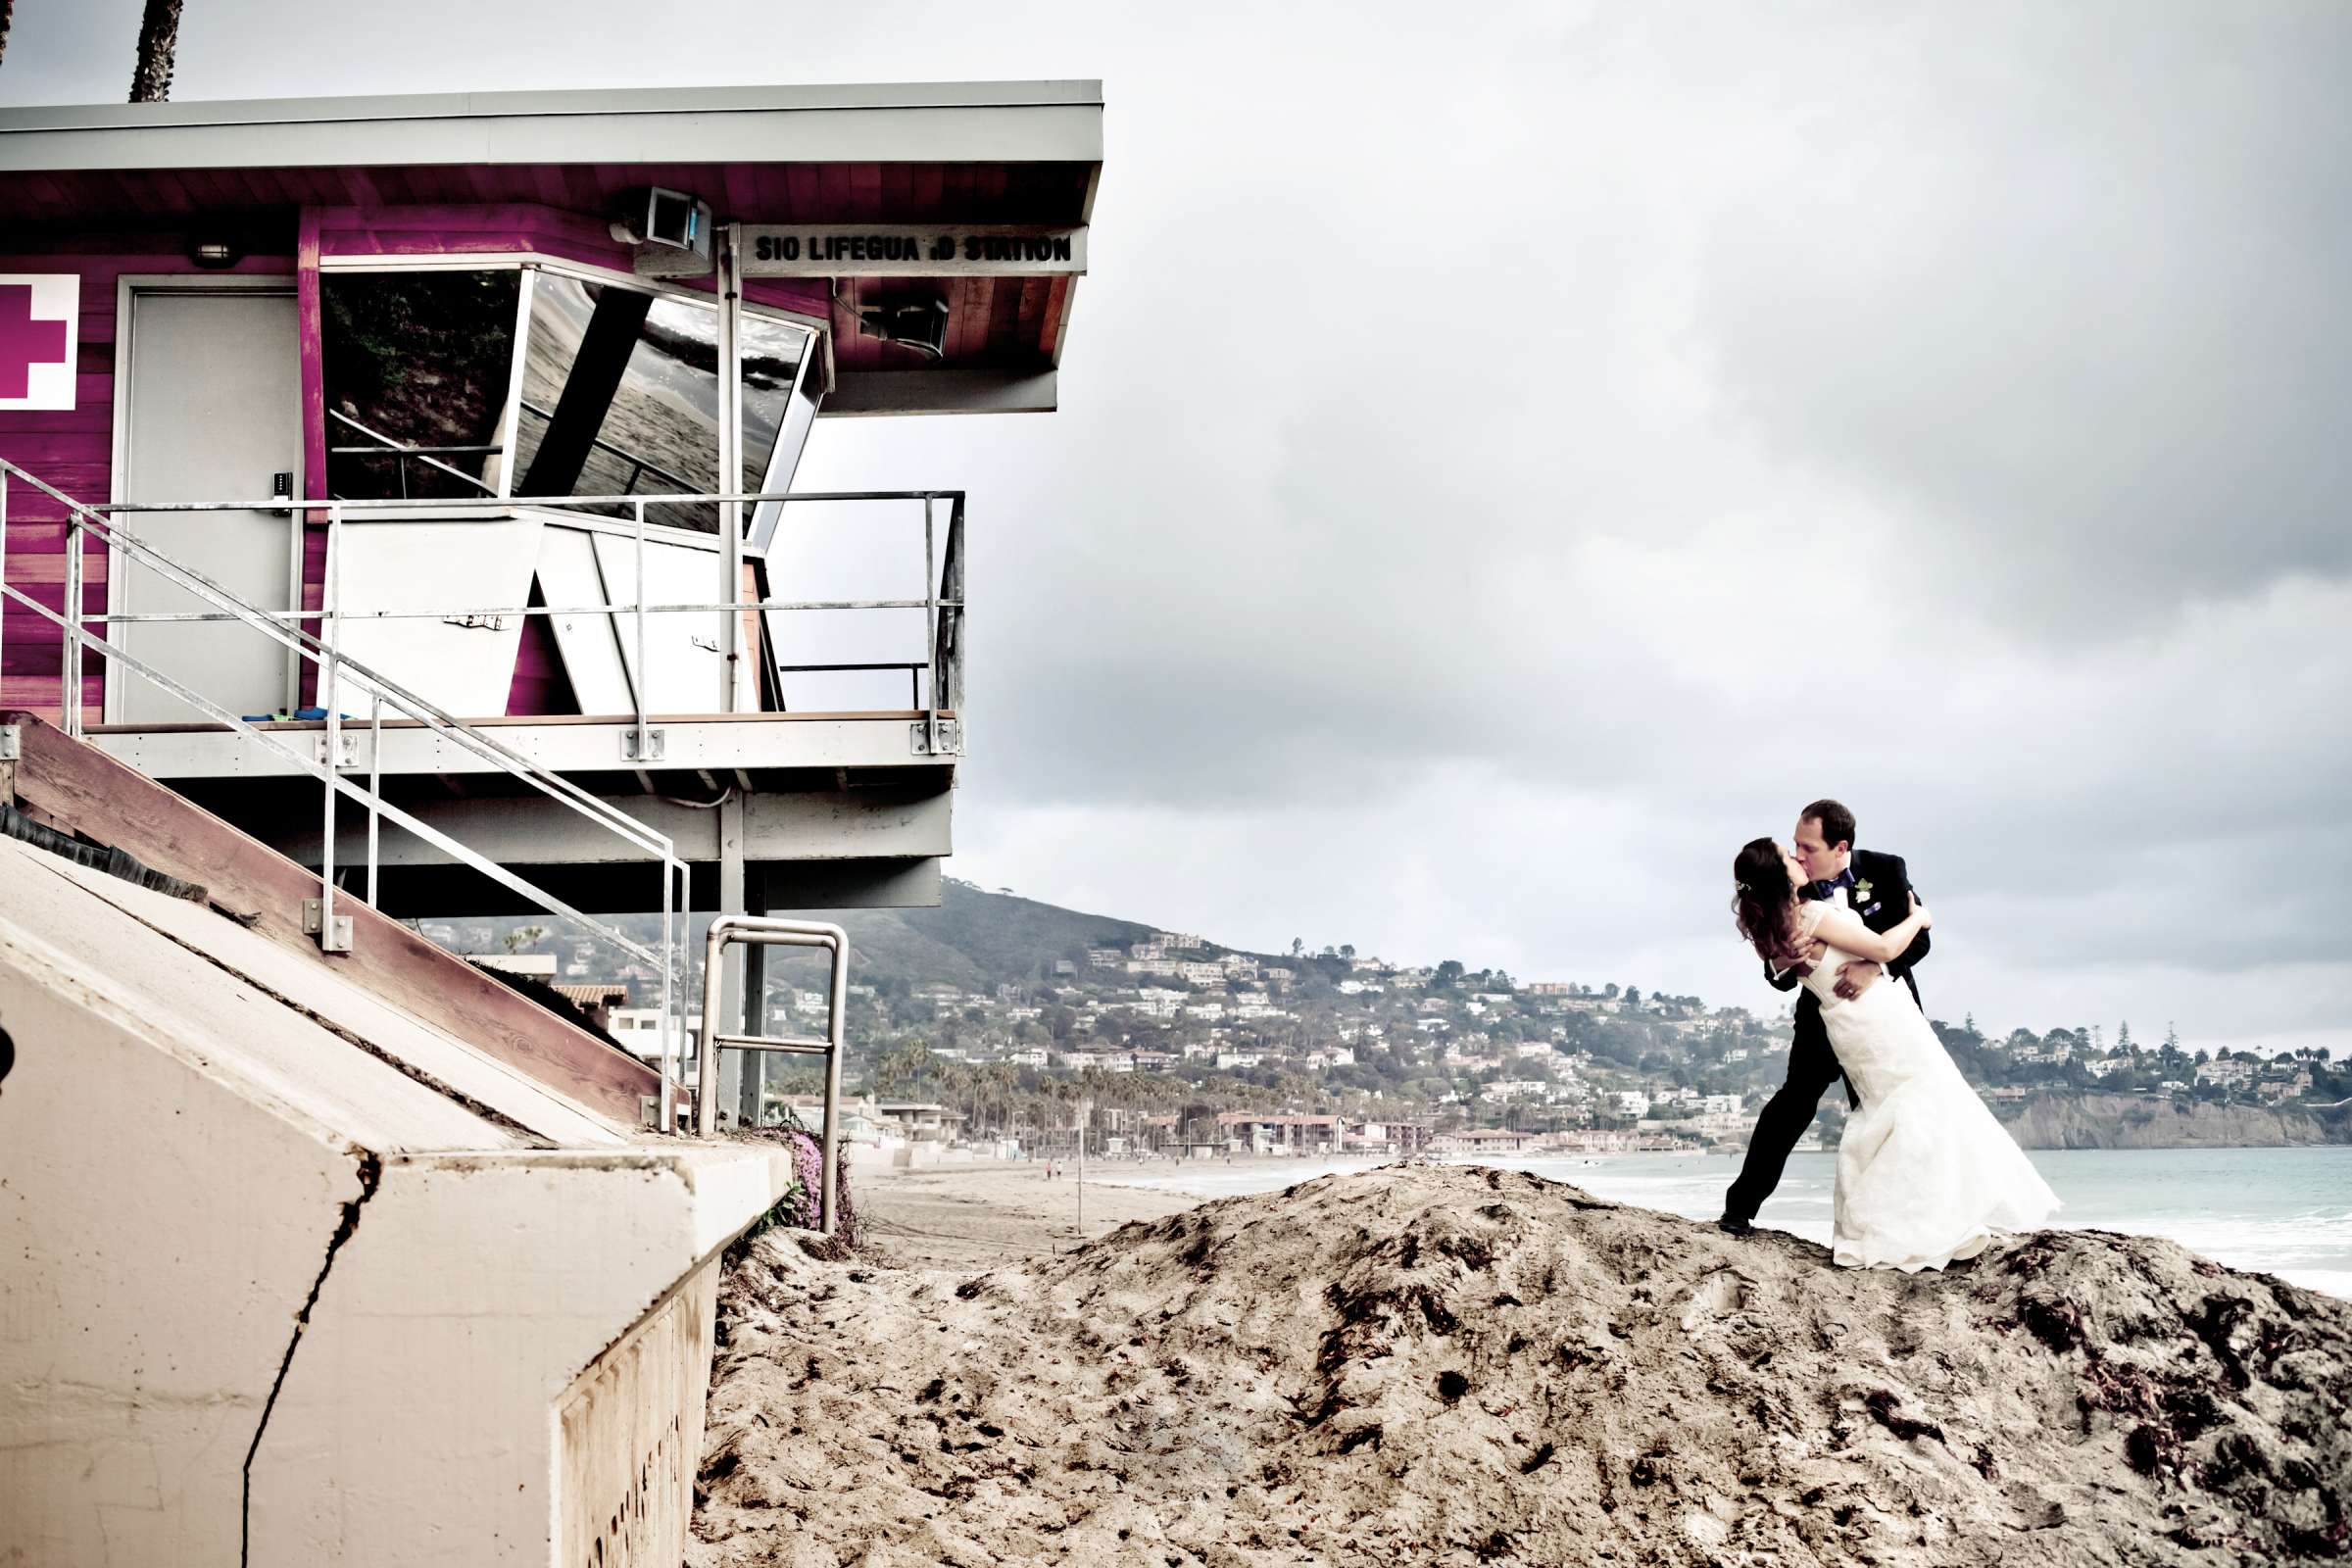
[115,289,301,724]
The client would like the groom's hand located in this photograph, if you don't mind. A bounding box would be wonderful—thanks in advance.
[1833,959,1881,1001]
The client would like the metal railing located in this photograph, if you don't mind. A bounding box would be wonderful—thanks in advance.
[0,456,701,1131]
[5,484,966,755]
[0,461,966,1136]
[699,915,847,1232]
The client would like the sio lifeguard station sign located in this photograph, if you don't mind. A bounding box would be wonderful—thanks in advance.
[741,224,1086,276]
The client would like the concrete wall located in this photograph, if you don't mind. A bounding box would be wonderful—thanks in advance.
[0,836,790,1565]
[0,921,367,1564]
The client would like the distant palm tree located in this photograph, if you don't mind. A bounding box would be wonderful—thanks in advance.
[129,0,182,102]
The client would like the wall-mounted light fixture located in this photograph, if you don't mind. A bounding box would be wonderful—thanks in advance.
[611,187,712,263]
[187,240,240,270]
[857,298,951,359]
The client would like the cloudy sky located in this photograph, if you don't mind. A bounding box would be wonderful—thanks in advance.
[8,2,2349,1054]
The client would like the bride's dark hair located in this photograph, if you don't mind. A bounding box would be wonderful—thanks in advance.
[1732,837,1805,966]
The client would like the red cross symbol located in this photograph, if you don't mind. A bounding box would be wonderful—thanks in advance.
[0,282,72,401]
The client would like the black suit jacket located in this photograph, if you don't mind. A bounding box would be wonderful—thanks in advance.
[1764,847,1929,1008]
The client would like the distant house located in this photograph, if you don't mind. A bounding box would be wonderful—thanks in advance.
[551,981,629,1033]
[1214,1112,1342,1154]
[607,1007,698,1076]
[465,953,558,979]
[1433,1128,1535,1153]
[873,1102,966,1138]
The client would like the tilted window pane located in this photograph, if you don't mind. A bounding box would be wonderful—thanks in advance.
[740,311,817,496]
[512,272,724,532]
[319,270,518,501]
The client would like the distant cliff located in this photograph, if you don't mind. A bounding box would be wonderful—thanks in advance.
[1997,1091,2351,1150]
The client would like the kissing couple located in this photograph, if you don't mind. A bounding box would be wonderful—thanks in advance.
[1719,799,2058,1271]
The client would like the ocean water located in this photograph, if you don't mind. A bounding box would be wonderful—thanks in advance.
[1090,1146,2352,1299]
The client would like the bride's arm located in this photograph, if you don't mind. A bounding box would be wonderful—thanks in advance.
[1811,897,1931,965]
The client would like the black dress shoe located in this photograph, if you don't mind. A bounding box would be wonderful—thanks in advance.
[1716,1213,1754,1237]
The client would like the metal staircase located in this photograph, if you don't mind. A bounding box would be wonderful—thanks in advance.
[0,456,698,1126]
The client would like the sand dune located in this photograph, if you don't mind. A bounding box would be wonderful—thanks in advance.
[692,1162,2349,1567]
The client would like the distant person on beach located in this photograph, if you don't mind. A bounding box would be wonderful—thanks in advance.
[1723,799,2057,1269]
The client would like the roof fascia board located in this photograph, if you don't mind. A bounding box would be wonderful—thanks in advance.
[822,368,1057,417]
[0,81,1103,172]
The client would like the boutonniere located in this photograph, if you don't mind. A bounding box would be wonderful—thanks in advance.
[1853,879,1874,902]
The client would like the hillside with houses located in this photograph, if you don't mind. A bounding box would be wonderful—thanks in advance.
[435,880,2351,1155]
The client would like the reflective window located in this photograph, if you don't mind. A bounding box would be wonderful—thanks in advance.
[513,273,726,531]
[740,309,819,548]
[320,265,821,533]
[319,270,517,501]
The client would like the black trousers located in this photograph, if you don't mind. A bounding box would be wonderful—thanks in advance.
[1723,970,1919,1223]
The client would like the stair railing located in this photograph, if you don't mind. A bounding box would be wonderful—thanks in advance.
[0,457,695,1131]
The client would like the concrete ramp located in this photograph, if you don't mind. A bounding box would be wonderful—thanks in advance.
[0,823,789,1565]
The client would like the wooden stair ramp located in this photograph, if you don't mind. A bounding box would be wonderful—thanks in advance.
[0,709,661,1126]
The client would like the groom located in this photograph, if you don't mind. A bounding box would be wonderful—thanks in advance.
[1719,798,1930,1236]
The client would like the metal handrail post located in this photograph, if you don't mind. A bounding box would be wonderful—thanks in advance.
[318,503,343,949]
[634,499,649,746]
[62,514,81,737]
[367,691,383,908]
[718,222,743,715]
[696,919,727,1137]
[942,494,965,712]
[676,865,692,1125]
[657,857,677,1132]
[820,925,847,1228]
[922,497,937,755]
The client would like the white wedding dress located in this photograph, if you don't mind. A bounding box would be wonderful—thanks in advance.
[1794,901,2060,1271]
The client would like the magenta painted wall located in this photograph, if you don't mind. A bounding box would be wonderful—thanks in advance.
[0,234,294,723]
[5,204,818,721]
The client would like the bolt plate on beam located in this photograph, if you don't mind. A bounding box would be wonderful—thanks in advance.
[0,724,20,762]
[909,718,962,757]
[315,732,359,767]
[302,897,355,953]
[622,726,666,762]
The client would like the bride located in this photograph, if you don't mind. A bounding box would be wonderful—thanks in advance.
[1731,838,2059,1271]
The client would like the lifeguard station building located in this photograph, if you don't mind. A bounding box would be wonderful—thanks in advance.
[0,79,1102,1566]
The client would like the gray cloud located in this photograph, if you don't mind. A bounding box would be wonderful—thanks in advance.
[5,0,2345,1051]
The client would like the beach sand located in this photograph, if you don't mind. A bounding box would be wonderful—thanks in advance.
[854,1154,1366,1268]
[695,1161,2351,1566]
